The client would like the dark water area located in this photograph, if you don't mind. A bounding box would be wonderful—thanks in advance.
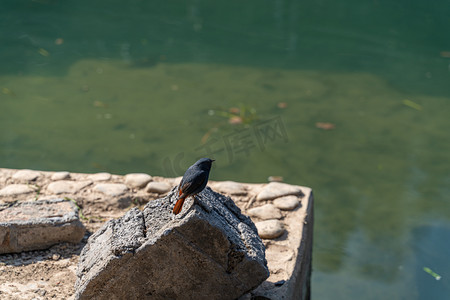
[1,1,449,298]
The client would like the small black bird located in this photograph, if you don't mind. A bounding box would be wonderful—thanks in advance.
[173,158,214,215]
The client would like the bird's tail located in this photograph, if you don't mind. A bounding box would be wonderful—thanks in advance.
[173,197,186,215]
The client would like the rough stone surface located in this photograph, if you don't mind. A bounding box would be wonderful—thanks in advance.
[51,171,71,181]
[273,195,301,211]
[255,220,285,239]
[256,182,304,201]
[12,169,41,181]
[93,183,128,196]
[0,199,86,254]
[0,184,36,197]
[247,204,282,220]
[47,180,92,194]
[124,173,152,188]
[87,172,111,182]
[145,181,171,194]
[74,187,269,300]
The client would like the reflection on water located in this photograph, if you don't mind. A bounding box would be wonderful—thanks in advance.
[1,0,450,299]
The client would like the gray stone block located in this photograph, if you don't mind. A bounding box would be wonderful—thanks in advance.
[0,199,86,254]
[75,187,269,300]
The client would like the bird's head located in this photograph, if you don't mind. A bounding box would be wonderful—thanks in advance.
[195,158,215,171]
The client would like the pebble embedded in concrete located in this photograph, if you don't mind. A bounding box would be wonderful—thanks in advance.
[255,220,285,239]
[124,173,152,188]
[273,195,300,211]
[256,182,303,201]
[87,172,111,182]
[12,170,41,181]
[51,172,71,181]
[47,180,92,194]
[213,181,247,195]
[247,204,282,220]
[0,184,36,197]
[145,181,171,194]
[93,183,128,196]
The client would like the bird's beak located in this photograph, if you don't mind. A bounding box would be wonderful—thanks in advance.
[211,159,215,162]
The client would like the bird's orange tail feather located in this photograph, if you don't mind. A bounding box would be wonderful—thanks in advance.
[173,197,186,215]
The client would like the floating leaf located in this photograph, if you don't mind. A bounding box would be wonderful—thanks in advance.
[316,122,336,130]
[2,87,15,96]
[277,102,287,109]
[229,107,240,114]
[214,103,258,125]
[38,48,50,57]
[423,267,442,280]
[402,99,422,111]
[93,100,107,108]
[200,127,218,144]
[229,116,243,125]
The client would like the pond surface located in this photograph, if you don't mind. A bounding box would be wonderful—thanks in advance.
[1,1,449,298]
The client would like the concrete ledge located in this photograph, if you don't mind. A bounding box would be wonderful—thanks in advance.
[239,185,313,300]
[0,199,86,254]
[0,168,313,299]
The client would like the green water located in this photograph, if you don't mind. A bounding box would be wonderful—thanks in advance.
[1,1,450,298]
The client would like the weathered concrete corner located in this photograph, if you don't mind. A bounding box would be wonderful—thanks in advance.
[0,199,86,254]
[74,187,269,300]
[246,188,314,300]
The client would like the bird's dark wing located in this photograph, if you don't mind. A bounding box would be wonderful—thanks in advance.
[178,171,207,198]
